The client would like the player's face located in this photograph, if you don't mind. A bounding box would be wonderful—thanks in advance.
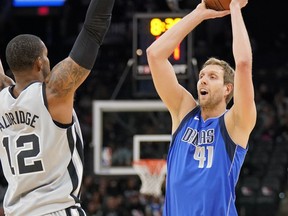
[197,64,226,108]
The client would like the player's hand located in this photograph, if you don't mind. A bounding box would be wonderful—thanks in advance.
[197,0,230,19]
[0,59,15,91]
[0,73,15,91]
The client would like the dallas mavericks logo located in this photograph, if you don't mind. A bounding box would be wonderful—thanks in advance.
[181,127,214,146]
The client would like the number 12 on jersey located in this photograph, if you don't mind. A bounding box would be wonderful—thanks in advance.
[2,134,44,175]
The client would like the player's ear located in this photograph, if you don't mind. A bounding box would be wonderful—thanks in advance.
[225,83,233,96]
[35,56,43,72]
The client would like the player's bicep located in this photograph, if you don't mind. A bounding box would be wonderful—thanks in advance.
[232,66,256,131]
[46,57,89,98]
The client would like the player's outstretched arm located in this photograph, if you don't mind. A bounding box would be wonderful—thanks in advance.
[45,0,114,124]
[0,59,15,91]
[46,0,115,99]
[226,0,256,148]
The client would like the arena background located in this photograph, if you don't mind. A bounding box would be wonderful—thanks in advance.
[0,0,288,215]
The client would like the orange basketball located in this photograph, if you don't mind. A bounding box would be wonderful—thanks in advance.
[204,0,231,11]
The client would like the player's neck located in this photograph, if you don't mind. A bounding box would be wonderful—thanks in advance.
[200,104,227,120]
[13,78,40,97]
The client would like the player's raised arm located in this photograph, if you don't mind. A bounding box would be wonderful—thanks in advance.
[146,1,229,131]
[46,0,114,99]
[45,0,114,124]
[225,0,257,148]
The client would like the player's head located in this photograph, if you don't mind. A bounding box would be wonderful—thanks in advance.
[6,34,50,80]
[200,57,234,105]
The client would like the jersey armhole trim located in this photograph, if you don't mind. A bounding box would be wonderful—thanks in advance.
[171,106,200,143]
[42,82,73,129]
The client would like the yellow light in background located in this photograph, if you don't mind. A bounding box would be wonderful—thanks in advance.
[165,17,181,30]
[150,18,165,36]
[150,17,181,36]
[150,17,182,61]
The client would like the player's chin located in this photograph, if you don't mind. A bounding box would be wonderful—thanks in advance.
[198,98,207,106]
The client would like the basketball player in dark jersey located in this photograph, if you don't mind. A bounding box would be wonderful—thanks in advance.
[147,0,256,215]
[0,0,114,215]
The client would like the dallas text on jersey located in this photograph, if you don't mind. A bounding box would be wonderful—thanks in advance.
[181,127,215,146]
[0,110,39,131]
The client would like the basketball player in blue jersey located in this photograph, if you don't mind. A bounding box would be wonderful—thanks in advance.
[0,0,114,215]
[147,0,256,215]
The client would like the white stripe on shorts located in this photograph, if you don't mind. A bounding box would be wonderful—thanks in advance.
[43,206,86,216]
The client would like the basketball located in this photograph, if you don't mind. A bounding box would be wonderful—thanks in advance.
[204,0,231,11]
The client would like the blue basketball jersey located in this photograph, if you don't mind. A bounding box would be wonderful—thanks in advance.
[163,106,247,216]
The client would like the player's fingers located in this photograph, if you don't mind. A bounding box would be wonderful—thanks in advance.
[0,74,15,90]
[5,76,15,86]
[211,10,230,18]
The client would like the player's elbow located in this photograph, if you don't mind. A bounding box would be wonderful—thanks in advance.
[147,46,166,69]
[235,59,252,73]
[146,46,157,61]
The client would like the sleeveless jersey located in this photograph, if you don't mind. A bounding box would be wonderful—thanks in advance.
[0,82,84,216]
[163,106,247,216]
